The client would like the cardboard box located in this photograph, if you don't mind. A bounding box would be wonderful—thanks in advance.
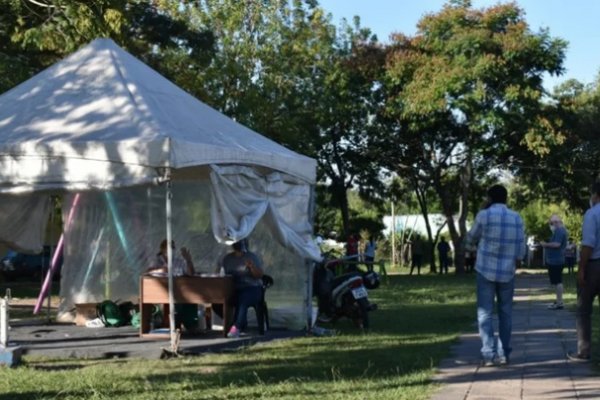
[74,303,98,326]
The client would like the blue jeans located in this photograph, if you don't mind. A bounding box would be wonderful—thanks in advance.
[476,272,515,360]
[233,285,262,331]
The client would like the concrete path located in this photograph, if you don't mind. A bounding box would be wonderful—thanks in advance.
[431,273,600,400]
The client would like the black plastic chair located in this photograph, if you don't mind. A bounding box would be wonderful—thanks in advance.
[253,274,274,335]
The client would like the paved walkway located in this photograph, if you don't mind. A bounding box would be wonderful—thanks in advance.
[431,273,600,400]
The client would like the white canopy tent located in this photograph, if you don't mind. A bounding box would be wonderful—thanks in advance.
[0,39,320,351]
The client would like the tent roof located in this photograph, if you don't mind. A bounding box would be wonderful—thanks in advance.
[0,38,316,191]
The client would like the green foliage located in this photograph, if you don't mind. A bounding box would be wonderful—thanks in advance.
[316,189,384,239]
[518,199,582,242]
[387,175,443,215]
[156,1,386,235]
[515,77,600,212]
[2,0,587,252]
[0,0,214,93]
[378,1,567,269]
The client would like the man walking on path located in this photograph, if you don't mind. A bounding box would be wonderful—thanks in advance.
[465,184,526,366]
[541,214,568,310]
[431,272,600,400]
[569,182,600,361]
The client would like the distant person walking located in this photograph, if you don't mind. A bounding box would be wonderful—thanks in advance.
[437,237,451,274]
[465,184,526,366]
[541,214,568,310]
[568,182,600,362]
[410,236,424,275]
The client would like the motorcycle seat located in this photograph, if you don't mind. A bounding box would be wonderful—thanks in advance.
[332,272,361,286]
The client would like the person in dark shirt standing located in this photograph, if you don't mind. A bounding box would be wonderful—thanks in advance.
[437,237,451,274]
[219,240,264,338]
[410,236,424,275]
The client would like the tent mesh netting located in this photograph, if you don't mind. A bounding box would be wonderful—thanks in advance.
[58,180,309,329]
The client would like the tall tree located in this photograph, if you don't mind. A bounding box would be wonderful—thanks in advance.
[0,0,213,93]
[514,78,600,212]
[311,20,386,235]
[187,1,386,235]
[380,0,566,272]
[388,174,443,272]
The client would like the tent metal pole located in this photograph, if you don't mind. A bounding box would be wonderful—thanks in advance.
[306,185,317,330]
[34,193,80,314]
[46,196,54,322]
[165,172,177,353]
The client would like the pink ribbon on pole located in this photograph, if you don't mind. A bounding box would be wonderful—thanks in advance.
[33,193,81,314]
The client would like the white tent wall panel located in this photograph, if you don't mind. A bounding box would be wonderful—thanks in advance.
[0,39,319,331]
[58,180,309,330]
[209,165,320,261]
[0,193,51,252]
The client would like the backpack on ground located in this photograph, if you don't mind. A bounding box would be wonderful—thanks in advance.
[118,301,137,325]
[96,300,127,327]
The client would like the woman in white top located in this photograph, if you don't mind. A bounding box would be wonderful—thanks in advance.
[147,239,194,276]
[146,239,197,331]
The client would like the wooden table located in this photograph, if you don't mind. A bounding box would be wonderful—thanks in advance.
[139,275,234,338]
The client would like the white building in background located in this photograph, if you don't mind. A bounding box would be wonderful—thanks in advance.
[383,214,448,237]
[383,213,470,238]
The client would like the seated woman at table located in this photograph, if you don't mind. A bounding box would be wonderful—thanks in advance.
[218,240,264,338]
[147,239,194,276]
[147,239,197,332]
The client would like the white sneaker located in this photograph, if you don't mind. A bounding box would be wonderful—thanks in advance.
[481,358,495,367]
[496,355,508,365]
[548,302,564,310]
[85,318,105,328]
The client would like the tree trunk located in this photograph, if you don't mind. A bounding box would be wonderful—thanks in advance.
[332,180,350,236]
[445,212,463,273]
[454,152,473,274]
[433,173,466,275]
[413,179,437,273]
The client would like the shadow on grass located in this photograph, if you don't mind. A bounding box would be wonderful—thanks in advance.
[3,273,484,399]
[136,340,450,391]
[132,296,477,392]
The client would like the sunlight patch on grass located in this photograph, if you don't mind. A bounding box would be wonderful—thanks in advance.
[0,274,479,399]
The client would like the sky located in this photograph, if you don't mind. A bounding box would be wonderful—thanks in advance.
[318,0,600,90]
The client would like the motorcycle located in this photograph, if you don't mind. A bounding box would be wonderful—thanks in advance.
[313,252,379,329]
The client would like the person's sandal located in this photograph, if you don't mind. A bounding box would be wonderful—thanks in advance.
[227,325,240,338]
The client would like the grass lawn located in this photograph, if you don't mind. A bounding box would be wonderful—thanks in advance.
[0,269,591,399]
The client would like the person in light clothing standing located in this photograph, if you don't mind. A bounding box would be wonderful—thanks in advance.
[364,236,377,265]
[568,182,600,361]
[541,214,568,309]
[465,184,526,366]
